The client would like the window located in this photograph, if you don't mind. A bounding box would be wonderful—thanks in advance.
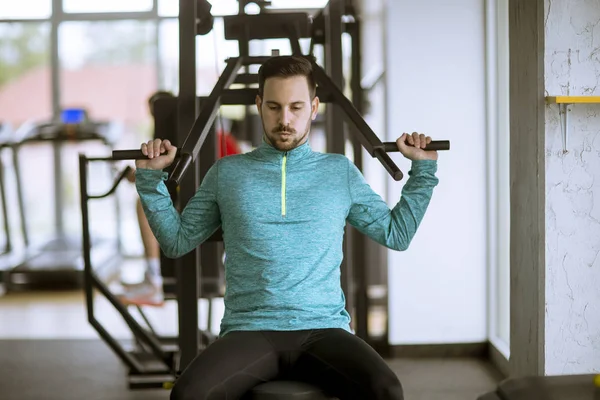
[159,0,240,17]
[62,0,153,14]
[0,22,53,240]
[58,20,156,238]
[158,18,239,96]
[0,22,52,240]
[0,23,52,126]
[269,0,330,9]
[0,1,51,19]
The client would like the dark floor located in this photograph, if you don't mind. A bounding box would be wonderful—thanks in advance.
[0,340,503,400]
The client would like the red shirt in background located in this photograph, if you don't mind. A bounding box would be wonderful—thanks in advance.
[217,131,242,158]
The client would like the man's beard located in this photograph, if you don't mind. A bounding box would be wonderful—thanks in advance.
[262,119,311,151]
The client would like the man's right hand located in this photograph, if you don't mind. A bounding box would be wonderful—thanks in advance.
[135,139,178,170]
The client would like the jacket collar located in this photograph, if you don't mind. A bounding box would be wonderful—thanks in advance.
[254,137,313,164]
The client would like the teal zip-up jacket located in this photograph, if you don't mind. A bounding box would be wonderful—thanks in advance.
[135,140,439,337]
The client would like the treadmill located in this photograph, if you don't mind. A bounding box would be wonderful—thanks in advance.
[0,123,14,257]
[0,122,27,294]
[5,109,123,291]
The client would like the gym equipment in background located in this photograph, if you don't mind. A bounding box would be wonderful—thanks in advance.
[4,108,123,291]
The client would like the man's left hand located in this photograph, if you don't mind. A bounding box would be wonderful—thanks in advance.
[396,132,438,161]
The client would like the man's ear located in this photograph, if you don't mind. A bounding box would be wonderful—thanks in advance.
[255,95,262,116]
[311,96,320,121]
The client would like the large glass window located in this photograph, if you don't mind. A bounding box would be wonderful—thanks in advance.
[58,20,156,240]
[0,23,52,126]
[59,20,156,147]
[0,1,52,19]
[159,0,240,17]
[269,0,329,9]
[158,17,239,96]
[62,0,153,14]
[0,22,52,241]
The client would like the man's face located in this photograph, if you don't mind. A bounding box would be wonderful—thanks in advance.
[256,75,319,152]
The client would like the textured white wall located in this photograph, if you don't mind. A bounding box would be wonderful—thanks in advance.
[385,0,488,344]
[544,0,600,375]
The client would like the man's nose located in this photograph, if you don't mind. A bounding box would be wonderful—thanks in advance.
[279,108,291,125]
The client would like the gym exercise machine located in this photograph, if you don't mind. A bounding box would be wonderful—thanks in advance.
[4,108,122,291]
[111,0,449,396]
[79,155,180,389]
[79,103,220,389]
[0,123,15,258]
[0,123,26,294]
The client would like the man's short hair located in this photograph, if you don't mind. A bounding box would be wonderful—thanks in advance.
[257,55,317,99]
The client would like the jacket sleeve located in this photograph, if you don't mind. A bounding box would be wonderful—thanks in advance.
[346,158,439,251]
[135,162,221,258]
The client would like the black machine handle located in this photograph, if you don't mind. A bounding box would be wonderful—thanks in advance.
[374,149,403,181]
[111,139,449,183]
[112,148,182,160]
[382,140,450,152]
[111,140,450,160]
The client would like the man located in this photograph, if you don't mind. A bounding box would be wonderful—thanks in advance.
[135,55,439,399]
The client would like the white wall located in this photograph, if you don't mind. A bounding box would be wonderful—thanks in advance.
[385,0,488,344]
[544,0,600,375]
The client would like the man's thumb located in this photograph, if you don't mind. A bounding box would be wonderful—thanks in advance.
[167,143,178,158]
[396,133,408,151]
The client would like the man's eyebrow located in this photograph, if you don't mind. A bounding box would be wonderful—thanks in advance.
[264,100,307,105]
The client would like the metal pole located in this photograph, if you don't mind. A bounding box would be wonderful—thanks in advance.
[348,20,369,342]
[176,0,200,371]
[197,106,220,341]
[324,0,354,325]
[51,0,63,239]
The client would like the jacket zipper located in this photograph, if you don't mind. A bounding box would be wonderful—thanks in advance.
[281,152,287,217]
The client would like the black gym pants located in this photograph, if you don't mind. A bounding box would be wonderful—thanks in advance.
[170,328,403,400]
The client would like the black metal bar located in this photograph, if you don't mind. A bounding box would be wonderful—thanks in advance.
[313,63,405,181]
[79,154,95,327]
[383,140,450,152]
[287,23,303,55]
[197,116,221,344]
[91,271,173,366]
[314,63,382,155]
[0,153,11,252]
[347,19,369,342]
[12,147,28,246]
[324,0,346,156]
[374,149,403,180]
[237,55,272,65]
[169,56,242,186]
[87,166,133,200]
[79,155,174,368]
[79,154,146,374]
[90,318,146,373]
[234,73,259,85]
[324,0,355,325]
[136,306,159,336]
[177,0,200,371]
[53,142,64,238]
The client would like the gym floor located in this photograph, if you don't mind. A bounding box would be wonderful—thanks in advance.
[0,261,503,400]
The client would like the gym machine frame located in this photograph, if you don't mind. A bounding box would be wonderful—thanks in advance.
[113,0,449,375]
[5,117,122,292]
[79,156,190,389]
